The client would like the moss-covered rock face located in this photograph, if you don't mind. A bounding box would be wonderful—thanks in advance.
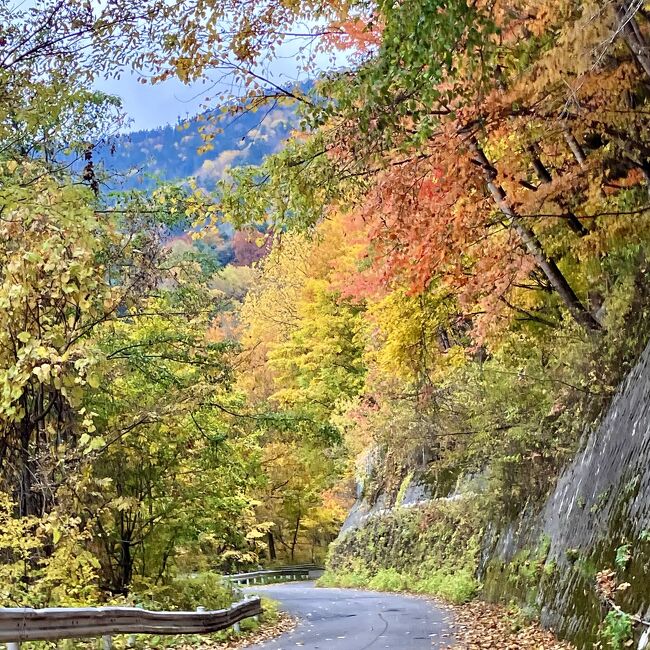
[325,498,485,603]
[482,528,650,649]
[328,343,650,649]
[481,342,650,648]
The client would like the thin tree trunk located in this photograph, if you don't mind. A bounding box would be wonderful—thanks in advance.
[19,393,34,517]
[527,145,589,236]
[121,538,133,592]
[290,515,301,562]
[118,512,134,594]
[267,531,277,561]
[528,145,552,183]
[563,130,587,168]
[156,541,176,584]
[468,137,601,331]
[616,2,650,80]
[565,213,590,236]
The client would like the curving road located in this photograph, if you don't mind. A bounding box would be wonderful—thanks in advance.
[243,581,454,649]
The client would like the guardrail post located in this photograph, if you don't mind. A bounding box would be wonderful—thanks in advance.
[102,635,112,650]
[233,622,240,633]
[7,642,20,649]
[127,603,143,646]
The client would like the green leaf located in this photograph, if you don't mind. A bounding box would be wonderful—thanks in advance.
[86,373,101,389]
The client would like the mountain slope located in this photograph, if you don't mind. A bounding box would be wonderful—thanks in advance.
[96,104,295,191]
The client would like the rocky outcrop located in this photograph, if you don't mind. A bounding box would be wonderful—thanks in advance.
[482,341,650,647]
[340,447,433,534]
[331,342,650,648]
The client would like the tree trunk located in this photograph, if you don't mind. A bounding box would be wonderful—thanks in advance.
[118,512,134,594]
[290,516,300,562]
[566,214,590,236]
[19,393,35,517]
[616,2,650,81]
[469,137,602,331]
[527,145,589,236]
[563,130,587,168]
[267,531,277,561]
[528,145,552,183]
[120,538,133,593]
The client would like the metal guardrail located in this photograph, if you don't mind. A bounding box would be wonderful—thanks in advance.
[0,596,261,649]
[0,565,319,648]
[227,564,324,585]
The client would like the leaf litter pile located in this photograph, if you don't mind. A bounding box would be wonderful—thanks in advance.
[448,600,576,649]
[175,612,296,649]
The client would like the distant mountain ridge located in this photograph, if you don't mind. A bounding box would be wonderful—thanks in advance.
[95,104,296,191]
[90,100,298,266]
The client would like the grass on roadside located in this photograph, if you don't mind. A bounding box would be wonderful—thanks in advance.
[317,567,478,604]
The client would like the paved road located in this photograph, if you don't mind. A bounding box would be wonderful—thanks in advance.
[243,581,454,649]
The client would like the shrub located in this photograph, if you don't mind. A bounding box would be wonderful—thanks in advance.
[319,566,478,604]
[412,568,478,603]
[131,573,238,611]
[600,610,633,650]
[368,568,409,591]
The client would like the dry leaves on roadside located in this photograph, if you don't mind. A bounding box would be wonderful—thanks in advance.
[448,600,576,650]
[175,612,296,649]
[236,613,297,649]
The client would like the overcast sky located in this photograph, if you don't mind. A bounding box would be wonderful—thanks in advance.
[12,0,346,132]
[97,36,345,132]
[98,74,221,131]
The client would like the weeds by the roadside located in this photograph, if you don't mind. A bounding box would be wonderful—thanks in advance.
[317,567,478,604]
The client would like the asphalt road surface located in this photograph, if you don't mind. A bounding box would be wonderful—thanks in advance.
[243,581,454,649]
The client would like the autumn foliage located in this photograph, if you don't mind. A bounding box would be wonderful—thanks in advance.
[4,0,650,631]
[223,0,650,543]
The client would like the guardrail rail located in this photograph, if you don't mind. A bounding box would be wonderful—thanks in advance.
[0,596,261,649]
[227,563,324,585]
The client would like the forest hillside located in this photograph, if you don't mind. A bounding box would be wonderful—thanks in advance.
[93,104,295,192]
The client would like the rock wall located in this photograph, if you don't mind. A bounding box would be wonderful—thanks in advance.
[482,341,650,647]
[340,447,433,534]
[331,342,650,648]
